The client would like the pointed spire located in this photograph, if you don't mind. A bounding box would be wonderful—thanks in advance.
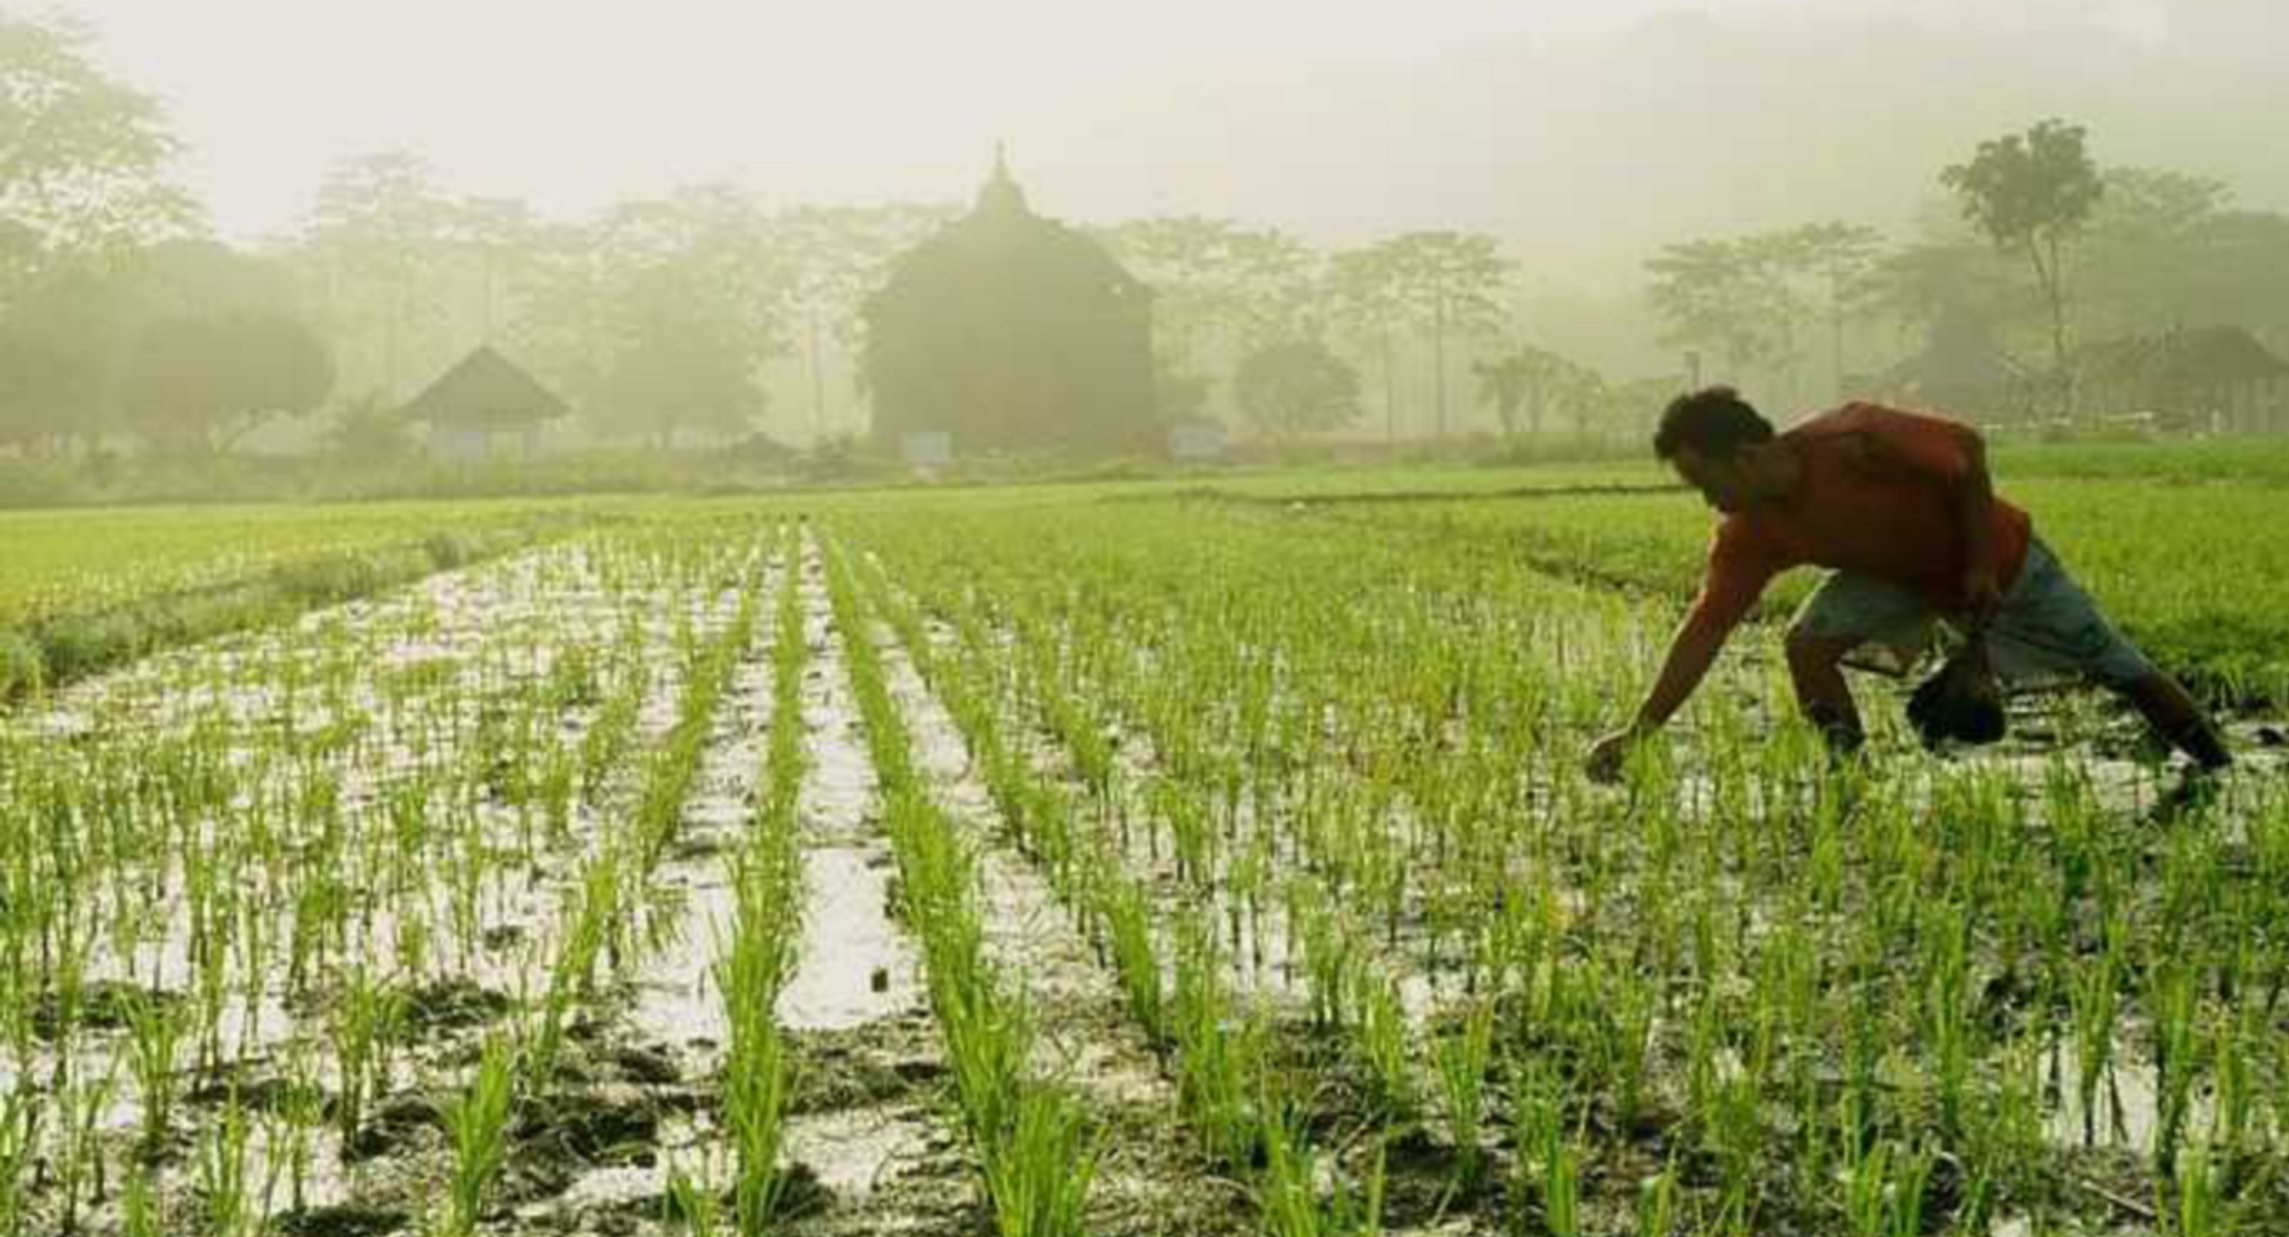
[976,141,1029,217]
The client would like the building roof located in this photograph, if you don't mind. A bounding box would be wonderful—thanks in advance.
[2079,325,2289,389]
[401,346,569,429]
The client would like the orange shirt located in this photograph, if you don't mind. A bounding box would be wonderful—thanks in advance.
[1689,403,2033,634]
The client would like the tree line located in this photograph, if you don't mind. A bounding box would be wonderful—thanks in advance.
[1646,120,2289,420]
[10,12,2289,461]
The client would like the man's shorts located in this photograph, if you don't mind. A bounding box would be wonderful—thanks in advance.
[1790,539,2156,689]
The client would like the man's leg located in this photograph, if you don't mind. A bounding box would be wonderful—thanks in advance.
[1785,627,1867,753]
[1986,540,2232,772]
[2118,670,2233,771]
[1788,570,1935,756]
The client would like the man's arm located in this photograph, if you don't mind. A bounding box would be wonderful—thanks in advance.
[1587,530,1767,782]
[1586,615,1731,782]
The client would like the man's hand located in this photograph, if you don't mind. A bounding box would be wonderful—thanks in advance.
[1586,727,1645,785]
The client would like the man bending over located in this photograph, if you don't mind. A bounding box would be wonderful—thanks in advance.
[1586,387,2230,782]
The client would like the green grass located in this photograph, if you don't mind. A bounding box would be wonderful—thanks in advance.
[0,497,593,624]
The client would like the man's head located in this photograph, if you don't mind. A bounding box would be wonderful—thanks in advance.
[1655,386,1777,513]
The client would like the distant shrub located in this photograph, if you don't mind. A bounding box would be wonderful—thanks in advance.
[424,531,478,569]
[0,628,43,701]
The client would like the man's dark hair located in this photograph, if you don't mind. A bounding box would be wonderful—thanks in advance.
[1654,386,1775,460]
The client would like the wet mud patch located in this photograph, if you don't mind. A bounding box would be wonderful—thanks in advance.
[271,1202,413,1237]
[768,1013,973,1228]
[779,845,923,1032]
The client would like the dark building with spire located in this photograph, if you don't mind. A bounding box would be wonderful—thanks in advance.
[862,153,1158,458]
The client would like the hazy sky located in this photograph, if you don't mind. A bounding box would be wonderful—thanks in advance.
[47,0,2166,240]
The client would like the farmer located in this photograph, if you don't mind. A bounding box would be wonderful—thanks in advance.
[1585,387,2231,783]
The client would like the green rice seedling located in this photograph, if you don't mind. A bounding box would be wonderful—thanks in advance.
[1171,916,1260,1169]
[1957,1029,2046,1232]
[276,1040,326,1213]
[1506,1056,1563,1229]
[664,1159,726,1236]
[2070,945,2125,1146]
[1099,876,1165,1046]
[1351,968,1415,1121]
[2209,1008,2255,1159]
[2152,960,2203,1175]
[198,1085,256,1237]
[48,1059,118,1236]
[2175,1144,2228,1237]
[443,1032,519,1237]
[983,1085,1098,1237]
[1635,1155,1680,1237]
[122,984,183,1159]
[1294,881,1350,1032]
[0,1087,29,1237]
[1543,1133,1584,1237]
[720,876,798,1234]
[1843,1138,1934,1237]
[330,964,405,1150]
[1920,902,1978,1142]
[122,1165,163,1237]
[533,847,622,1083]
[1257,1090,1384,1237]
[1433,998,1495,1189]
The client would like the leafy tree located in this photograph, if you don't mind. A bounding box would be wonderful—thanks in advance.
[1324,245,1411,442]
[0,239,312,454]
[593,320,766,448]
[1786,222,1887,398]
[0,13,195,304]
[0,328,85,454]
[1099,217,1318,354]
[774,203,957,440]
[575,186,784,446]
[1941,119,2105,413]
[1097,217,1321,423]
[1373,231,1510,437]
[115,311,334,454]
[323,394,417,463]
[451,195,551,341]
[294,152,460,397]
[1647,237,1786,386]
[1234,340,1361,440]
[1647,223,1885,401]
[1474,344,1604,438]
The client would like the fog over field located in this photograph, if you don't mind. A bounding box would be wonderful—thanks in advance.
[55,0,2283,266]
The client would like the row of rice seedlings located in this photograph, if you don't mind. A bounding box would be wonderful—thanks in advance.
[821,536,1096,1237]
[427,535,771,1233]
[531,541,767,1085]
[696,524,809,1234]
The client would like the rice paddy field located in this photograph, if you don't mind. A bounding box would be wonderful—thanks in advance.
[4,446,2288,1237]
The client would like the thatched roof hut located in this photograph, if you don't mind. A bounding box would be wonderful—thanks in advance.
[401,346,568,460]
[2077,325,2289,433]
